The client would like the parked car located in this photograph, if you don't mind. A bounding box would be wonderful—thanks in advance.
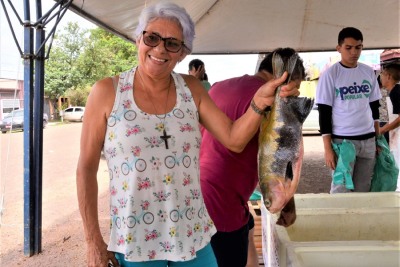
[62,106,85,122]
[0,109,48,134]
[302,103,320,134]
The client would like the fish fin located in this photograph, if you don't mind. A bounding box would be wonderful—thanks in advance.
[288,140,304,196]
[286,97,315,123]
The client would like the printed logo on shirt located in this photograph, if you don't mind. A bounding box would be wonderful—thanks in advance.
[335,80,372,100]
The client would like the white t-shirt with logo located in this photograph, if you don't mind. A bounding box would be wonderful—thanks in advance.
[316,62,381,136]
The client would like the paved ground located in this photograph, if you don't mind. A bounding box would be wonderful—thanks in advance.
[0,124,330,266]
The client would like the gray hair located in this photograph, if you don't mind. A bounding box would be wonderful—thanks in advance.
[134,2,195,53]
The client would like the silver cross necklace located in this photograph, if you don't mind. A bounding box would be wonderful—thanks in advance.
[137,68,172,149]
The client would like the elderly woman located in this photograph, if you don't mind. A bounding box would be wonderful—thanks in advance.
[77,2,299,267]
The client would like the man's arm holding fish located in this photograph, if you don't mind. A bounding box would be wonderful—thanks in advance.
[199,71,300,153]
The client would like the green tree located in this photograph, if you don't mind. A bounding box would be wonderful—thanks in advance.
[65,85,91,107]
[79,28,138,85]
[45,22,137,108]
[45,22,88,100]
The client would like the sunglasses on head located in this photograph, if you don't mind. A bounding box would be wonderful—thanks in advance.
[142,31,185,53]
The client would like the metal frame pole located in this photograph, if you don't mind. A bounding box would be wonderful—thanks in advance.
[33,0,45,254]
[1,0,73,256]
[22,0,35,256]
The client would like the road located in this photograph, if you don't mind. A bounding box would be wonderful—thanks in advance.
[1,123,109,226]
[0,123,110,264]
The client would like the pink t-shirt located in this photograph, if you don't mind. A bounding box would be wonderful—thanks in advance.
[200,74,265,232]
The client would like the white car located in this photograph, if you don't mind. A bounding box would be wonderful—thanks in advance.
[62,106,85,122]
[302,103,320,134]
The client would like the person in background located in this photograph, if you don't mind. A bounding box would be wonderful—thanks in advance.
[188,59,212,91]
[76,2,300,267]
[379,64,400,192]
[378,74,390,143]
[316,27,382,193]
[203,73,211,88]
[200,48,304,267]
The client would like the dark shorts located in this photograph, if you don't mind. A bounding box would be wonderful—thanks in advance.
[210,213,254,267]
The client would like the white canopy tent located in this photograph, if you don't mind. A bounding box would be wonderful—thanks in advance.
[67,0,400,53]
[2,0,398,256]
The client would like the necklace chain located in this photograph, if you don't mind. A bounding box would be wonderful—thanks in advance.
[137,68,171,122]
[136,68,172,149]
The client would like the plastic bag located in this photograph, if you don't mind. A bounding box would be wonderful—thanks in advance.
[249,190,262,201]
[332,139,356,190]
[370,135,399,192]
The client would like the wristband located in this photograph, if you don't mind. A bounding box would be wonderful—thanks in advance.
[250,99,271,116]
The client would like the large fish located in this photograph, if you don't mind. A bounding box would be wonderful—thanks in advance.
[258,50,314,227]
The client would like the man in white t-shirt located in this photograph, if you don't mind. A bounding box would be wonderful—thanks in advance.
[316,27,382,193]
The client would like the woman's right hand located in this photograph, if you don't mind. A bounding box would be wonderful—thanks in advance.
[86,240,119,267]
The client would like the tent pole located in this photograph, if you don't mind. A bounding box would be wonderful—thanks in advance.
[1,0,70,257]
[22,0,35,256]
[33,0,45,254]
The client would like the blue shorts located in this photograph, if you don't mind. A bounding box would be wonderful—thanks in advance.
[114,243,217,267]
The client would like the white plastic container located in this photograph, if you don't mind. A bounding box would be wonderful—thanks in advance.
[261,192,400,267]
[286,241,400,267]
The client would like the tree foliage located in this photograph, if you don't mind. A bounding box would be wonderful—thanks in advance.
[45,23,88,100]
[65,85,91,107]
[45,22,137,107]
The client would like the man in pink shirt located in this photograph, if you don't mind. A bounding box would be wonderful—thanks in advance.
[200,48,305,267]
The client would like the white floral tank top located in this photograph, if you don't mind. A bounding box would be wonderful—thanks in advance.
[104,67,216,262]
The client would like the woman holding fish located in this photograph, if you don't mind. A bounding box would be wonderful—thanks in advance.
[76,3,301,267]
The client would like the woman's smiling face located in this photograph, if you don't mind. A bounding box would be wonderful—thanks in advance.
[137,18,187,78]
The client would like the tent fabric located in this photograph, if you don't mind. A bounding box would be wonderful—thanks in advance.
[381,49,400,65]
[67,0,400,54]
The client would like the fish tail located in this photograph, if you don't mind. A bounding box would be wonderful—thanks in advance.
[272,52,285,78]
[286,54,299,83]
[272,51,302,83]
